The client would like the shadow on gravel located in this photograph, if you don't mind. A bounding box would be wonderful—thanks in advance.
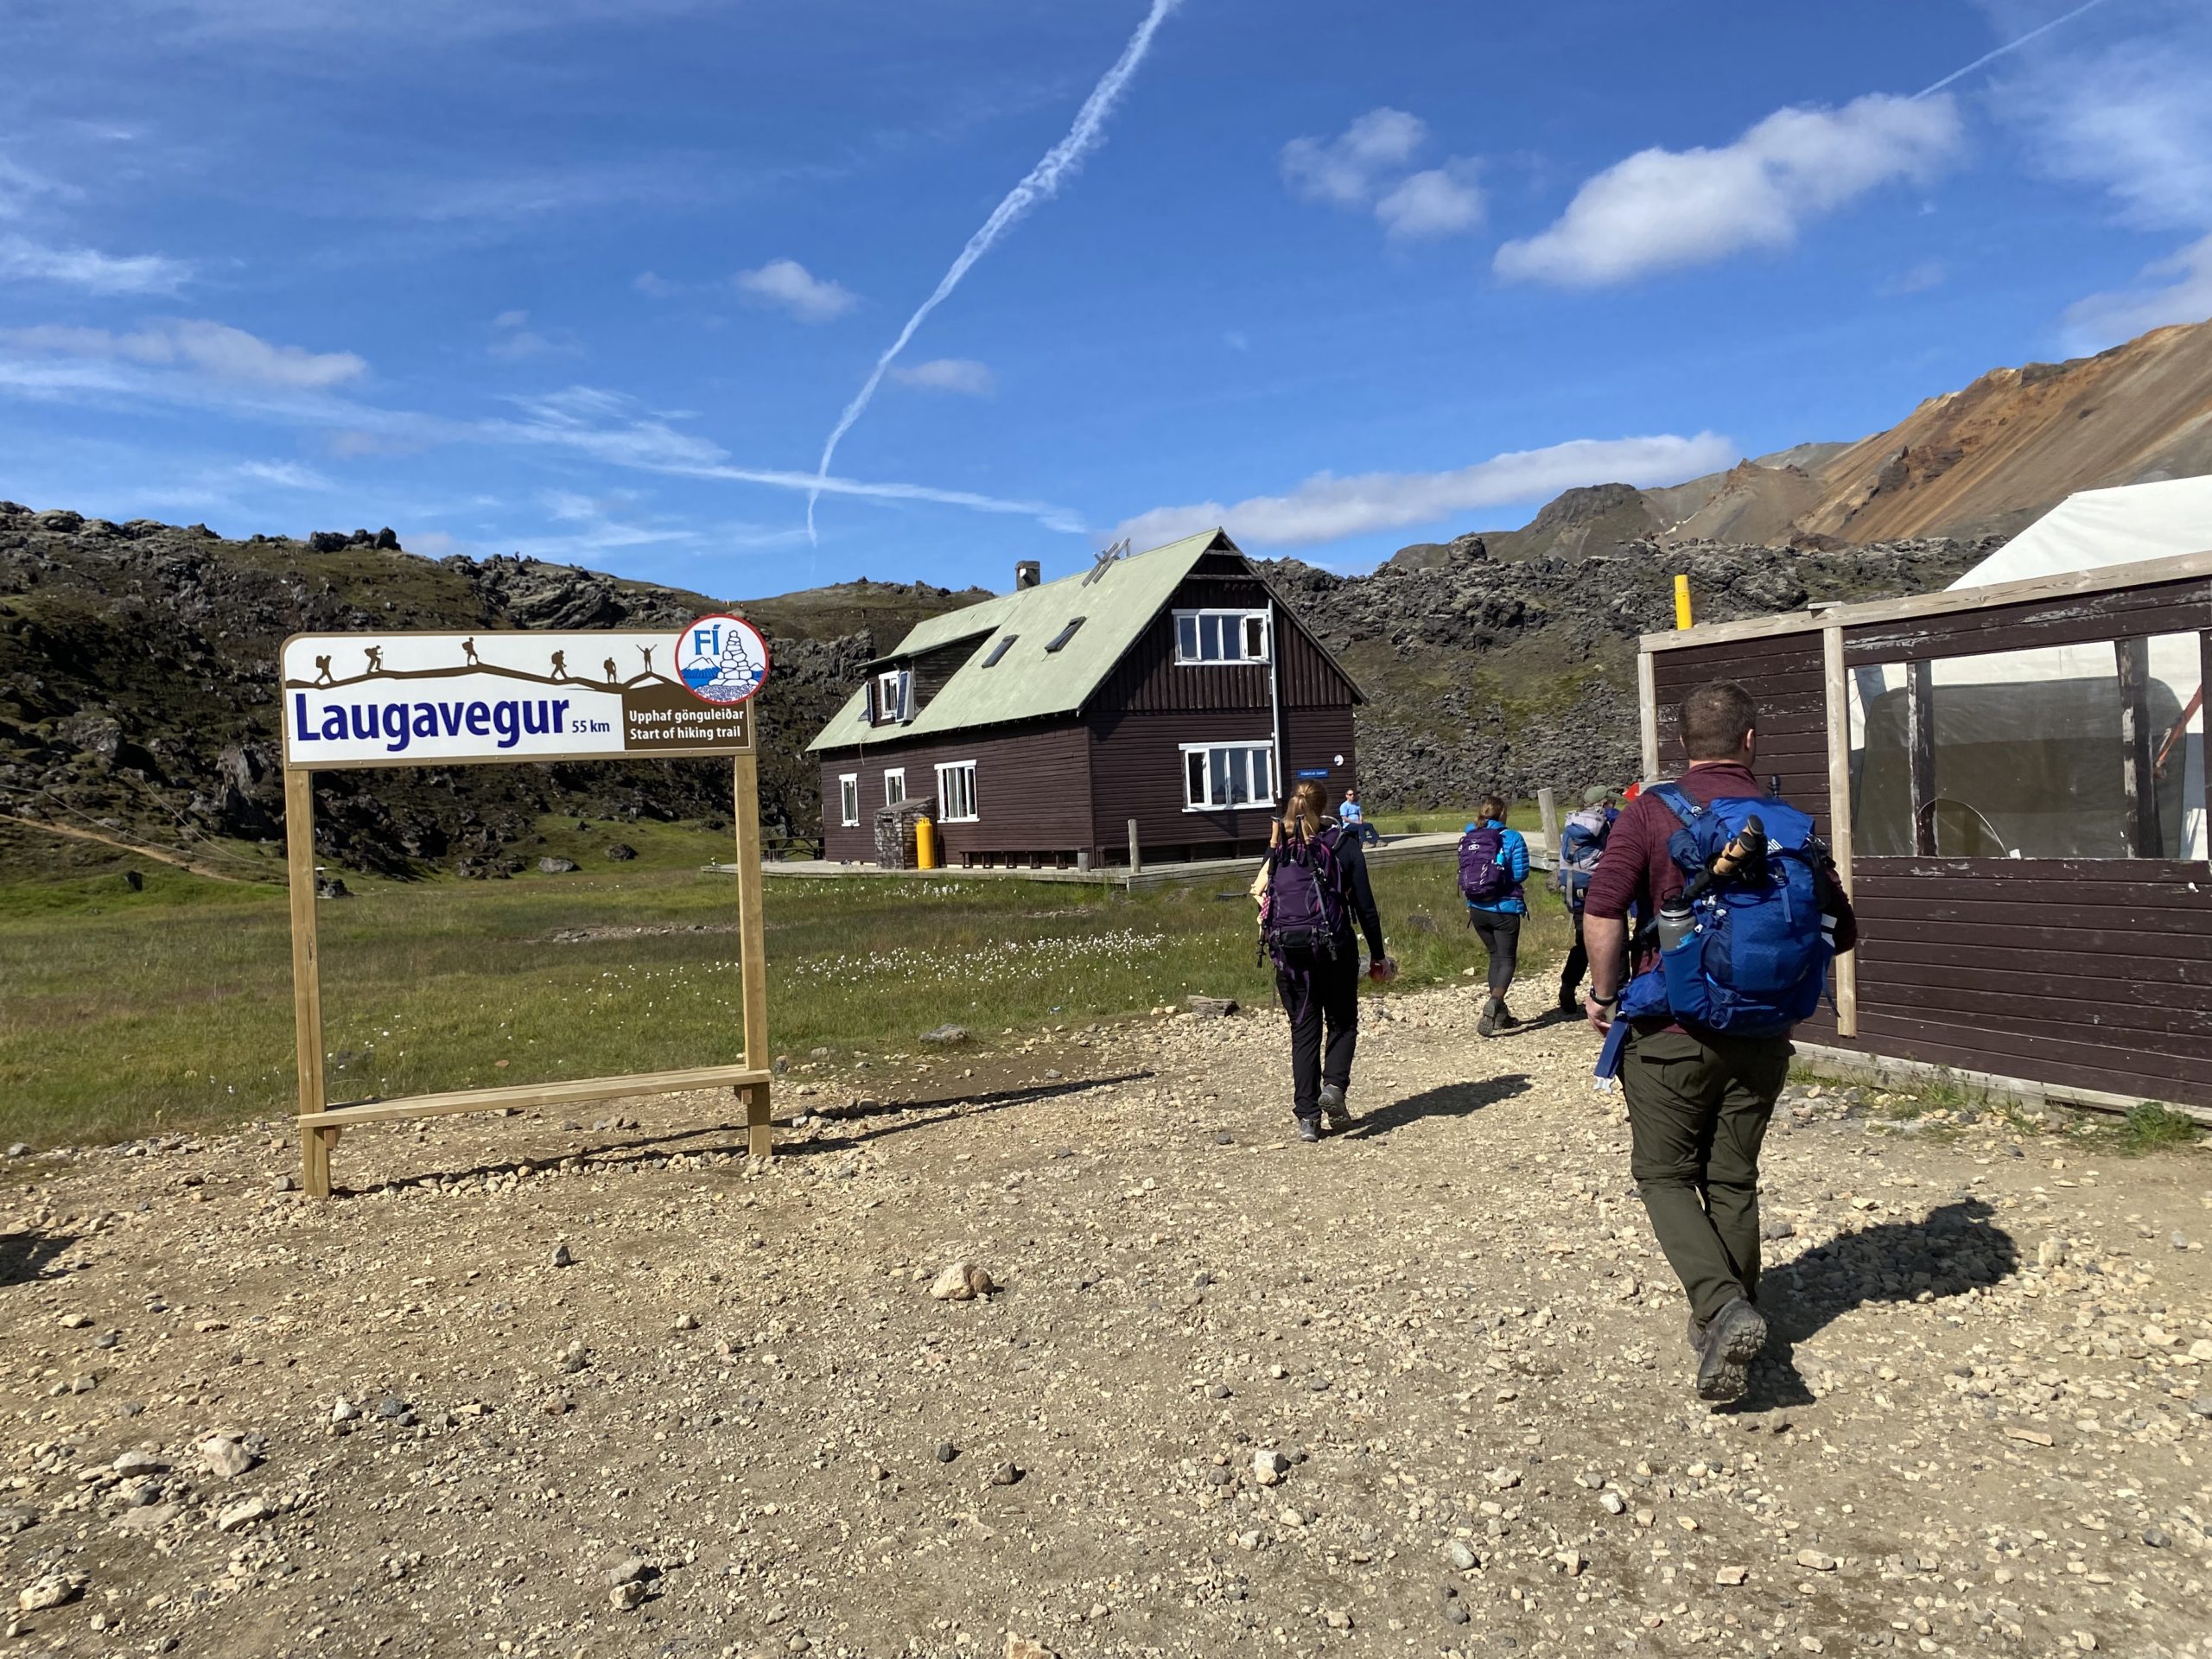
[339,1074,1156,1196]
[793,1073,1154,1153]
[0,1230,79,1286]
[1735,1198,2018,1412]
[1344,1073,1531,1141]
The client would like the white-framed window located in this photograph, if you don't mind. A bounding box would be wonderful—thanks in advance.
[935,760,978,823]
[875,669,911,723]
[883,768,906,806]
[837,773,860,828]
[1173,608,1270,664]
[1180,741,1274,811]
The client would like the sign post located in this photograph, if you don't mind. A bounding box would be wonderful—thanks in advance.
[278,617,774,1196]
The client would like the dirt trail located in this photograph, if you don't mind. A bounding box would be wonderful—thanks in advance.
[0,812,262,885]
[3,983,2207,1658]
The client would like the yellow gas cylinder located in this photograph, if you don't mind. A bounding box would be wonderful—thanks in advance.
[915,815,938,869]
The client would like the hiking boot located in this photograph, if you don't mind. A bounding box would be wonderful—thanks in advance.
[1493,1000,1517,1031]
[1296,1116,1323,1144]
[1694,1298,1767,1402]
[1478,996,1502,1038]
[1558,984,1580,1014]
[1318,1084,1351,1128]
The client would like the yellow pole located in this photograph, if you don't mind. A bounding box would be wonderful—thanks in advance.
[1674,573,1693,631]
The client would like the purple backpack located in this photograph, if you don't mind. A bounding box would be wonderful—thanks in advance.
[1262,830,1348,971]
[1458,823,1511,905]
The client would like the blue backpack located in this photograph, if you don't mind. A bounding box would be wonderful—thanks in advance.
[1618,785,1836,1037]
[1556,806,1611,910]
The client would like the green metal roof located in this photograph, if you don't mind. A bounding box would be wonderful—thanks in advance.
[804,529,1229,753]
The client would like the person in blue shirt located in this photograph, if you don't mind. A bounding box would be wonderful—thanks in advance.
[1459,793,1530,1036]
[1337,786,1382,846]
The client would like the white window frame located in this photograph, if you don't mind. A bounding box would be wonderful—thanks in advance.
[836,772,859,828]
[875,669,911,723]
[935,760,978,823]
[1179,741,1275,811]
[883,767,906,806]
[1173,608,1270,665]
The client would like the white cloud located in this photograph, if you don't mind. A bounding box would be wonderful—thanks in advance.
[0,233,191,295]
[1375,163,1484,240]
[1281,108,1428,207]
[0,318,365,387]
[1281,108,1484,242]
[1116,432,1738,550]
[632,270,680,298]
[2063,231,2212,347]
[231,459,333,489]
[1880,257,1948,296]
[1982,1,2212,232]
[734,257,856,322]
[887,357,995,396]
[1496,93,1962,288]
[487,308,579,360]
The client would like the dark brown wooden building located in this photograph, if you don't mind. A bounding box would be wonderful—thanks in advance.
[1639,549,2209,1113]
[806,529,1363,868]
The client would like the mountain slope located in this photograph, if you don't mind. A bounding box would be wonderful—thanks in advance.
[1472,315,2212,563]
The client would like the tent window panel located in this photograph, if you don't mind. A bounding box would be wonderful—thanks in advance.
[1847,635,2202,860]
[837,773,859,828]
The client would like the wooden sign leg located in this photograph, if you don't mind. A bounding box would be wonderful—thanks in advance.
[284,770,332,1196]
[734,750,772,1159]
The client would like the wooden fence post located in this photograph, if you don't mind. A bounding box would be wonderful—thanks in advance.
[1535,787,1559,867]
[2116,635,2161,857]
[1127,818,1141,877]
[1637,649,1660,782]
[734,751,772,1159]
[1905,658,1936,856]
[284,770,332,1197]
[1822,626,1859,1039]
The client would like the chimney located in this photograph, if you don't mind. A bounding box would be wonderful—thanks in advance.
[1015,560,1041,591]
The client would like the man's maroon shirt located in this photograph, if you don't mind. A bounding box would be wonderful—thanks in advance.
[1583,760,1859,985]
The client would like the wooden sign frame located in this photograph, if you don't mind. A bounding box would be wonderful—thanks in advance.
[279,626,773,1198]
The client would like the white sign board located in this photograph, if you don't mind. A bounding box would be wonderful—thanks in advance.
[279,616,768,770]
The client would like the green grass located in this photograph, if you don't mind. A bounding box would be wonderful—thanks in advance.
[2108,1102,2203,1154]
[0,838,1567,1147]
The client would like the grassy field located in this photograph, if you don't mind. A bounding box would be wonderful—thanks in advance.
[0,823,1568,1147]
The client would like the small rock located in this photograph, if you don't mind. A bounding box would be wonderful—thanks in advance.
[673,1313,699,1332]
[1599,1490,1626,1515]
[920,1024,969,1046]
[604,1557,651,1588]
[111,1450,164,1478]
[935,1442,959,1465]
[1796,1548,1838,1572]
[213,1497,270,1532]
[1444,1600,1471,1625]
[58,1313,92,1330]
[550,1243,575,1268]
[199,1435,255,1479]
[1445,1540,1478,1571]
[1716,1565,1749,1586]
[603,843,637,861]
[1207,1383,1231,1400]
[114,1503,178,1534]
[1254,1449,1289,1486]
[15,1572,85,1612]
[930,1262,995,1301]
[990,1462,1022,1487]
[2037,1239,2068,1269]
[609,1580,648,1611]
[537,856,580,874]
[376,1394,413,1422]
[4,1142,30,1158]
[2143,1528,2171,1548]
[1004,1638,1058,1659]
[331,1398,359,1423]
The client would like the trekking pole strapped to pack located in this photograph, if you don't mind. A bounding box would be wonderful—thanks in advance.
[1619,787,1834,1037]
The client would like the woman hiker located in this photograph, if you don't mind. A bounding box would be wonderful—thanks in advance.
[1457,793,1530,1036]
[1260,780,1391,1142]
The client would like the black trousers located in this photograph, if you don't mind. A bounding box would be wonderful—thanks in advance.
[1560,909,1588,997]
[1468,911,1521,995]
[1276,945,1360,1120]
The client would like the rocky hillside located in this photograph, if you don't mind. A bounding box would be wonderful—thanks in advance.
[0,505,984,877]
[1432,316,2212,567]
[1269,534,1994,807]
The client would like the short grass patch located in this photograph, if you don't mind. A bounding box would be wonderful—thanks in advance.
[0,839,1566,1147]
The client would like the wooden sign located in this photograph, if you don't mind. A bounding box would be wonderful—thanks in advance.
[279,618,766,768]
[280,615,774,1198]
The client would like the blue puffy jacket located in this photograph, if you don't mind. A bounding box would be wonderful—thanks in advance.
[1461,820,1529,914]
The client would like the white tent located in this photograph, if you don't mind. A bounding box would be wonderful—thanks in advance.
[1847,477,2208,861]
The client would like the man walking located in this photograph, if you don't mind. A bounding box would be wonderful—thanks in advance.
[1581,682,1857,1402]
[1554,785,1617,1012]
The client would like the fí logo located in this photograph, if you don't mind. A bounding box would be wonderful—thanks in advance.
[677,613,771,706]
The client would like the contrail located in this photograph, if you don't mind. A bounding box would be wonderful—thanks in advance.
[1917,0,2116,98]
[804,0,1183,542]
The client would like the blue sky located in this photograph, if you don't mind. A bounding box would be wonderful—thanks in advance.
[3,0,2209,598]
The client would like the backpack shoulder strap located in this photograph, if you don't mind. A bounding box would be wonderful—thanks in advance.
[1646,783,1700,830]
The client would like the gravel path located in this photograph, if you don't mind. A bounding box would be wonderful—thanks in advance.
[3,982,2208,1658]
